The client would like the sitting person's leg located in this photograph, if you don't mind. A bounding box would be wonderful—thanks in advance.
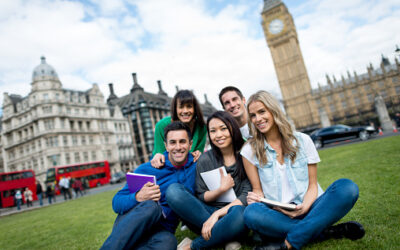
[166,183,216,230]
[191,205,248,250]
[244,179,363,249]
[101,200,163,250]
[167,183,249,249]
[244,202,297,239]
[287,178,361,249]
[136,226,177,250]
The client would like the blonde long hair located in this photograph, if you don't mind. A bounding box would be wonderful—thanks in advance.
[247,91,298,166]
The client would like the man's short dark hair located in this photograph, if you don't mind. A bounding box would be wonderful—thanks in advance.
[218,86,244,108]
[164,121,192,142]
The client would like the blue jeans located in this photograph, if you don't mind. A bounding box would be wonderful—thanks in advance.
[244,178,359,249]
[38,193,43,206]
[16,199,22,210]
[101,200,176,250]
[166,183,248,250]
[47,195,53,204]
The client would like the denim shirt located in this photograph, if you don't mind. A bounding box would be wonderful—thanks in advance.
[253,132,324,204]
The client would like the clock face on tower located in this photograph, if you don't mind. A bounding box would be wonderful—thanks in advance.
[268,19,284,35]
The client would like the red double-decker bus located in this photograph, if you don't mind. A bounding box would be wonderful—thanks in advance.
[0,170,37,208]
[45,161,111,188]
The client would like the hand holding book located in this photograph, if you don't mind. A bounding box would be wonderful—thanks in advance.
[135,182,161,202]
[126,172,166,218]
[200,166,237,203]
[260,198,296,211]
[218,168,234,193]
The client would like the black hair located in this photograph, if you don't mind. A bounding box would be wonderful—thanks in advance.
[207,111,246,179]
[218,86,244,108]
[163,121,192,142]
[170,90,205,128]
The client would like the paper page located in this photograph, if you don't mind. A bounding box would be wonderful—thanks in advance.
[260,198,296,211]
[200,166,237,203]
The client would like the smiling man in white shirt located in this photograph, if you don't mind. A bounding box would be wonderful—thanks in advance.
[219,86,250,140]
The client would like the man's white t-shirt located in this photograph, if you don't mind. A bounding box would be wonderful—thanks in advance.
[240,124,251,140]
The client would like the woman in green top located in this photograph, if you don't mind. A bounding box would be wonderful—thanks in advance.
[151,90,207,168]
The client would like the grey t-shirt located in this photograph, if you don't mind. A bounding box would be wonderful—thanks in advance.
[195,150,252,208]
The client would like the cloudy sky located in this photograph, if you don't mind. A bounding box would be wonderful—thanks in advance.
[0,0,399,112]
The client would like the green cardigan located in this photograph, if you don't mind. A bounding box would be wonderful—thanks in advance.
[152,116,207,155]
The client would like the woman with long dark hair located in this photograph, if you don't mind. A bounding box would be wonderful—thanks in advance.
[241,91,365,249]
[151,90,207,167]
[166,111,251,250]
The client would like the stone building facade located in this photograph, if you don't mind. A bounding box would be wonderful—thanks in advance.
[261,0,400,131]
[0,57,135,180]
[312,57,400,127]
[107,73,217,165]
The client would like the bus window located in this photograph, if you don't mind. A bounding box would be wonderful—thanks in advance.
[58,168,65,174]
[23,171,33,178]
[11,173,22,180]
[92,173,106,179]
[66,167,72,173]
[99,162,105,167]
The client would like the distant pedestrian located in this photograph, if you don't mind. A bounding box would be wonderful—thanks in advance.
[70,178,76,198]
[36,180,43,206]
[59,177,71,200]
[46,183,54,204]
[73,178,84,198]
[83,178,90,194]
[53,182,58,202]
[15,190,23,210]
[67,177,73,199]
[23,187,33,207]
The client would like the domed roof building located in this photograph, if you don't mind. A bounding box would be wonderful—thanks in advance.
[31,56,62,91]
[32,56,59,82]
[1,56,135,180]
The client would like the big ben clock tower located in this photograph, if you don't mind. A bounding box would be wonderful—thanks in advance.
[261,0,319,129]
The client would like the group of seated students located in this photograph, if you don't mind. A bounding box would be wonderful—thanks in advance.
[101,87,365,250]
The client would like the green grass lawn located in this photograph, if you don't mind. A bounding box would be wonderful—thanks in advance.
[1,136,399,249]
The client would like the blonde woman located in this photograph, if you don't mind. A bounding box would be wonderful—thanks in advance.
[241,91,364,250]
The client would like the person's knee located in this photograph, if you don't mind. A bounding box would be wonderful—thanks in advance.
[166,183,185,205]
[335,178,359,202]
[229,205,246,222]
[244,203,261,229]
[227,206,247,233]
